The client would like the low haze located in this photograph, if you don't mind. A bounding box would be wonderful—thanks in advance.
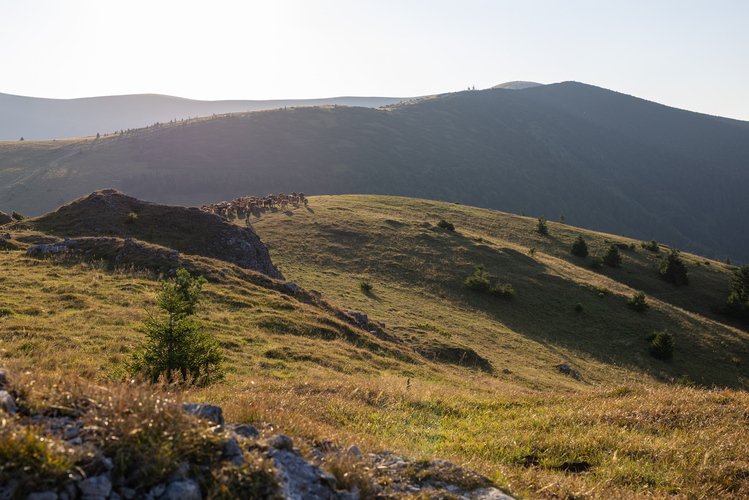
[1,0,748,121]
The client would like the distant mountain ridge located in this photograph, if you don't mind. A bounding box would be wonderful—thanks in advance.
[0,92,415,140]
[1,81,748,262]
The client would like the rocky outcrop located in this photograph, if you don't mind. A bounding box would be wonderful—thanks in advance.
[0,367,516,500]
[0,211,11,225]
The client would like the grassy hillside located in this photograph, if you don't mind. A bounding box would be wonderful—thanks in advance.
[2,193,749,499]
[1,82,748,262]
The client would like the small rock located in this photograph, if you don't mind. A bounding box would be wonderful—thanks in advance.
[101,456,114,470]
[161,481,200,500]
[282,282,300,293]
[26,492,57,500]
[118,488,136,500]
[0,368,10,389]
[148,484,166,498]
[469,487,515,500]
[231,423,260,439]
[225,437,245,466]
[502,369,512,374]
[346,445,361,458]
[260,434,294,451]
[109,492,121,500]
[2,233,10,240]
[183,403,225,428]
[78,475,112,497]
[0,390,17,416]
[556,363,572,374]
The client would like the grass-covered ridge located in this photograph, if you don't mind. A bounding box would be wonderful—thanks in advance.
[2,192,749,499]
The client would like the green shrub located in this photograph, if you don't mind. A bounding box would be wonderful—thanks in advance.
[528,247,536,256]
[535,216,548,235]
[464,264,491,293]
[647,330,674,360]
[126,212,138,224]
[598,287,611,298]
[575,302,583,313]
[659,249,689,286]
[437,219,455,231]
[129,269,224,385]
[360,280,373,293]
[491,282,515,300]
[570,234,589,258]
[0,307,15,317]
[412,323,452,338]
[601,244,623,268]
[641,239,659,252]
[628,291,650,313]
[722,264,749,320]
[11,211,26,220]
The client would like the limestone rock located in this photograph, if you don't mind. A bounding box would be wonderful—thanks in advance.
[78,475,111,498]
[260,434,294,451]
[161,480,201,500]
[183,402,225,428]
[0,390,16,416]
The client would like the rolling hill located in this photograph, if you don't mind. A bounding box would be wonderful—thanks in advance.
[1,81,748,264]
[3,191,749,498]
[0,91,413,141]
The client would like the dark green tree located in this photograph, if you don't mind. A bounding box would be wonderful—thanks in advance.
[437,219,455,231]
[536,216,548,235]
[601,243,622,268]
[559,214,565,224]
[724,264,749,320]
[129,270,223,385]
[659,249,689,286]
[520,209,526,216]
[570,234,589,258]
[648,330,674,360]
[725,256,732,265]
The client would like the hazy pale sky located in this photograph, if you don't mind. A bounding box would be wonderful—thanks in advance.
[1,0,747,120]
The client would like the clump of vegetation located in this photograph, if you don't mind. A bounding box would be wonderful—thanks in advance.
[570,234,589,257]
[126,212,138,224]
[11,211,26,221]
[360,280,373,293]
[647,330,675,360]
[559,214,565,224]
[528,247,536,256]
[575,302,584,313]
[589,257,603,269]
[659,249,689,286]
[722,264,749,321]
[412,322,452,338]
[535,216,548,235]
[128,269,224,385]
[464,264,491,293]
[598,287,611,298]
[0,307,15,317]
[628,291,650,313]
[464,264,514,300]
[641,239,660,252]
[601,243,623,268]
[437,219,455,231]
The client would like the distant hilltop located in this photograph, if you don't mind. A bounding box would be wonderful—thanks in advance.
[491,81,544,90]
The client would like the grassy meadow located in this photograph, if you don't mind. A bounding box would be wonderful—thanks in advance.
[1,193,749,499]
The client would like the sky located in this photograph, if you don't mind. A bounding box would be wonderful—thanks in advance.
[1,0,748,121]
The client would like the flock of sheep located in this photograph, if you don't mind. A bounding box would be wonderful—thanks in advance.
[201,192,308,217]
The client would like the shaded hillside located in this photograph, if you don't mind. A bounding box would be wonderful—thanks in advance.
[0,91,412,140]
[1,82,748,262]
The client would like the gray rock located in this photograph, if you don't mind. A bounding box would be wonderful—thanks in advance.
[0,482,17,500]
[268,448,336,500]
[78,475,112,498]
[225,437,245,466]
[58,492,68,500]
[161,480,200,500]
[230,423,259,439]
[26,244,68,255]
[469,487,515,499]
[148,484,166,498]
[0,390,16,416]
[0,368,10,389]
[260,434,294,451]
[2,233,10,240]
[346,445,361,458]
[118,488,136,500]
[183,403,224,428]
[108,492,121,500]
[557,363,572,374]
[101,456,114,470]
[282,282,300,294]
[26,492,57,500]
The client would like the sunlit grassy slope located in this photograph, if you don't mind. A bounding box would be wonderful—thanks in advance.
[3,193,749,499]
[248,195,748,390]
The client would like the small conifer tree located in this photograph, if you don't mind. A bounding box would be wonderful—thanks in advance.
[628,291,650,313]
[648,330,675,360]
[129,270,223,385]
[602,243,623,268]
[659,249,689,286]
[536,216,548,235]
[570,234,589,258]
[464,264,491,292]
